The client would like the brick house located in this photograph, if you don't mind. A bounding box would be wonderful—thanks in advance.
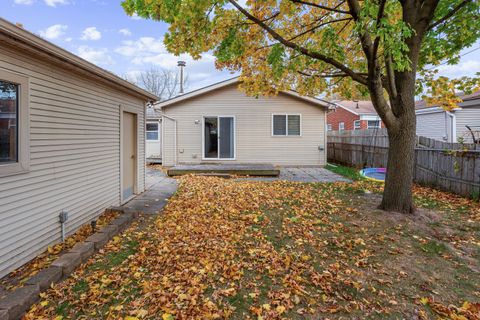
[327,100,383,131]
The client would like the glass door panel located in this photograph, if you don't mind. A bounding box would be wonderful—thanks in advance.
[219,117,234,159]
[204,117,218,158]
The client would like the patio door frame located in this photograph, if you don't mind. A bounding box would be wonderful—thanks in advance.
[201,115,236,161]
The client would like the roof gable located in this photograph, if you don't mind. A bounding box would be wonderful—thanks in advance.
[154,77,333,110]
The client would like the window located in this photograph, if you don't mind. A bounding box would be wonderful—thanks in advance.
[367,120,381,129]
[272,114,301,136]
[327,124,332,131]
[354,120,361,130]
[0,81,18,164]
[0,69,29,177]
[146,122,159,141]
[339,122,345,131]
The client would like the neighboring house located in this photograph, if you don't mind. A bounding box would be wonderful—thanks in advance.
[0,19,157,278]
[416,91,480,143]
[146,106,162,163]
[327,100,383,131]
[154,78,332,167]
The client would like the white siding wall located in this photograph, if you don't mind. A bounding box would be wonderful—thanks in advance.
[0,43,145,277]
[455,106,480,143]
[162,84,326,166]
[416,111,451,142]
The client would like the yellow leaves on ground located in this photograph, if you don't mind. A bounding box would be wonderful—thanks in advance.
[23,176,480,319]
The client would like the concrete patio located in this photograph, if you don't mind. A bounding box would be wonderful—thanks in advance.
[122,167,178,215]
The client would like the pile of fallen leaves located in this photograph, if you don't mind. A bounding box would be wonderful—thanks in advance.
[24,176,479,319]
[0,210,119,292]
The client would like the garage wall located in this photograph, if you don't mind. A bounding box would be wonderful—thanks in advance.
[0,42,145,278]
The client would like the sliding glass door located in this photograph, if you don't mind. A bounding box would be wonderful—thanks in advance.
[203,116,235,159]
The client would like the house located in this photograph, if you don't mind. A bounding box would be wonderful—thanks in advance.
[154,78,332,167]
[416,91,480,143]
[327,100,383,131]
[146,106,162,163]
[0,19,157,278]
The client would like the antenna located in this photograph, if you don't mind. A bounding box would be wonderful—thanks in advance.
[177,61,186,95]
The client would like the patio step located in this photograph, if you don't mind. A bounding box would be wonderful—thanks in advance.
[167,164,280,177]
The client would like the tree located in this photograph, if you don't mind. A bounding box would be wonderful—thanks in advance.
[125,66,188,101]
[122,0,480,213]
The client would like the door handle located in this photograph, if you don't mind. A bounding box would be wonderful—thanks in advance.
[131,155,135,159]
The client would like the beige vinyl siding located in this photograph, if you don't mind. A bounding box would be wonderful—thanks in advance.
[162,84,326,166]
[0,43,145,277]
[455,106,480,143]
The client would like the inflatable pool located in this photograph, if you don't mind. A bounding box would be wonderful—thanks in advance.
[359,168,386,182]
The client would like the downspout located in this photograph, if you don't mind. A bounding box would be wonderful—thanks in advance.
[161,114,178,165]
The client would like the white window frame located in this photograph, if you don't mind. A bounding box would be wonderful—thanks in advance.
[354,120,361,130]
[367,120,381,129]
[146,121,160,141]
[0,69,29,177]
[201,115,236,161]
[271,114,302,137]
[327,124,332,131]
[339,122,345,132]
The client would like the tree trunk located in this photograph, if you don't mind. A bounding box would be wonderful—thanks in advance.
[379,106,417,213]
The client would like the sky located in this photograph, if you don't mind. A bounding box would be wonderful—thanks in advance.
[2,0,479,93]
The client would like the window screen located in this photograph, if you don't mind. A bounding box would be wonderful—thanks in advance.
[287,115,300,135]
[367,120,380,129]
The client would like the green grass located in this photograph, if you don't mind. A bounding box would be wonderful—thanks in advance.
[89,240,138,271]
[325,163,364,181]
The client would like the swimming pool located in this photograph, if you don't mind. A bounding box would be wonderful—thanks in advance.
[359,168,386,182]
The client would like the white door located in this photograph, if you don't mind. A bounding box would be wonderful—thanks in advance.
[122,111,137,201]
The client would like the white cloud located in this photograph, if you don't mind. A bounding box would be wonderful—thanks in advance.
[77,46,113,65]
[436,59,480,78]
[119,28,132,36]
[81,27,102,41]
[39,24,68,40]
[115,37,167,57]
[131,13,142,20]
[14,0,34,4]
[44,0,68,7]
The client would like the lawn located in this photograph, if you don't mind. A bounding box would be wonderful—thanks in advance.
[25,174,480,319]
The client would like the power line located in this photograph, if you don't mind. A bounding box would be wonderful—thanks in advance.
[427,45,480,70]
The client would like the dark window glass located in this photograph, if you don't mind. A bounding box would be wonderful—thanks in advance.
[273,115,286,135]
[204,117,218,158]
[146,122,159,140]
[0,80,18,163]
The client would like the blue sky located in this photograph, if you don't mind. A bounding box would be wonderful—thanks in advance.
[2,0,479,92]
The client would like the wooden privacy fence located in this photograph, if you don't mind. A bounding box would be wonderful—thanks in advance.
[327,129,480,199]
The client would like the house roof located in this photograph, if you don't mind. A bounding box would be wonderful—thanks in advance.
[415,90,480,110]
[0,18,158,101]
[332,100,378,116]
[154,77,334,110]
